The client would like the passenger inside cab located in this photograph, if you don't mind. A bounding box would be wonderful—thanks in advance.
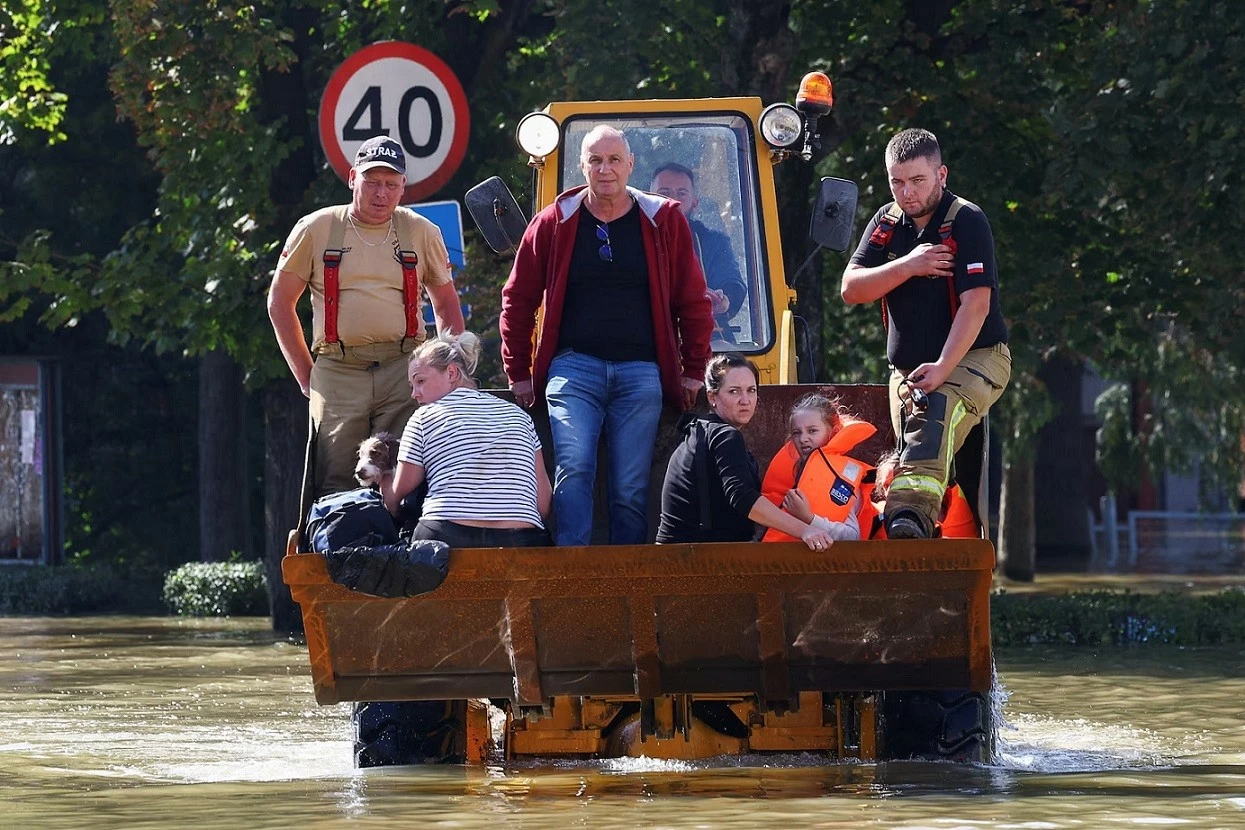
[650,162,748,344]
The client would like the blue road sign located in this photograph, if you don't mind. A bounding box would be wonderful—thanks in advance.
[405,201,471,326]
[404,201,466,269]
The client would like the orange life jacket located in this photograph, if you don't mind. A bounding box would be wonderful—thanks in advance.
[937,484,978,538]
[761,418,876,543]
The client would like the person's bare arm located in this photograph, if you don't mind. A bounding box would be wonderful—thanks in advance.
[840,243,954,305]
[267,269,313,397]
[426,279,465,335]
[383,460,427,516]
[907,286,991,392]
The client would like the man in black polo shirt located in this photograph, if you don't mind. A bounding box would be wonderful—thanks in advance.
[841,128,1011,539]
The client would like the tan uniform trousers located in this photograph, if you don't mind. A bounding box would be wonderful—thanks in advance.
[887,342,1012,528]
[309,341,417,496]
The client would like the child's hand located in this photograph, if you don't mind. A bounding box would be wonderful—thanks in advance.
[783,488,814,523]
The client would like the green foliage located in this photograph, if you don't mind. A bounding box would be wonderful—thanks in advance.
[992,588,1245,647]
[0,0,69,142]
[3,0,1244,585]
[1095,333,1245,504]
[162,561,269,617]
[0,563,163,614]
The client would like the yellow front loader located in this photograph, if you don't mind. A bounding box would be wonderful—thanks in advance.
[284,77,997,767]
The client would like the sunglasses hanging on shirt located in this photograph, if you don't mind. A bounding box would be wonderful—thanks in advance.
[596,223,613,262]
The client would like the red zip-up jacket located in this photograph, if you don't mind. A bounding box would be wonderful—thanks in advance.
[500,185,714,409]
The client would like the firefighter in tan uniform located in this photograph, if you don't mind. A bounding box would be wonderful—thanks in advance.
[841,128,1011,539]
[268,136,465,495]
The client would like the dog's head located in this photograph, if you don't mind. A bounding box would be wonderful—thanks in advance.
[354,431,400,488]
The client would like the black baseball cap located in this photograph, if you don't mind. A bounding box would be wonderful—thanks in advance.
[354,136,406,175]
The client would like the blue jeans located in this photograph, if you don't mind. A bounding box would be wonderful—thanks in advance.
[545,351,663,546]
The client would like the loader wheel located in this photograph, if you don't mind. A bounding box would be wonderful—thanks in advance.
[880,690,995,763]
[353,700,467,768]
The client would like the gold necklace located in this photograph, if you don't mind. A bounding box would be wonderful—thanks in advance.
[347,214,394,248]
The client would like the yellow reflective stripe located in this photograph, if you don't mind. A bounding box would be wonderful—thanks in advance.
[943,399,967,487]
[889,474,944,496]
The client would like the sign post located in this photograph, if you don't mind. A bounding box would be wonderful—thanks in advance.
[318,42,470,203]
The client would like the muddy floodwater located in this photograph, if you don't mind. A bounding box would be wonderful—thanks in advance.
[2,616,1244,829]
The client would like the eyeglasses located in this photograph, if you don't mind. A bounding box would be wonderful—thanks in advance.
[595,223,612,262]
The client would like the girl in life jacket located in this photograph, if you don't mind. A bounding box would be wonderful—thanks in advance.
[760,394,874,543]
[865,451,978,539]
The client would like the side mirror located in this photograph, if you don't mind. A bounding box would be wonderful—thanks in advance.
[464,177,529,254]
[809,177,858,253]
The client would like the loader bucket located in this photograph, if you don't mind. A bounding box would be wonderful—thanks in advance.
[283,535,994,707]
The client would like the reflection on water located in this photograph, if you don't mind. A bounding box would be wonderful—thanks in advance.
[2,617,1244,829]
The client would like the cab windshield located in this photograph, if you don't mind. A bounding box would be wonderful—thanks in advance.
[559,113,773,354]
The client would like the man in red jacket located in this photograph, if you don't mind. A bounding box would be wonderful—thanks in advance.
[501,125,714,546]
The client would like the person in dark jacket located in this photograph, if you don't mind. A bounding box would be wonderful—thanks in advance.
[650,162,748,343]
[656,354,836,550]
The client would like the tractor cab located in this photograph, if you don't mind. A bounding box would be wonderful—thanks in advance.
[467,90,859,385]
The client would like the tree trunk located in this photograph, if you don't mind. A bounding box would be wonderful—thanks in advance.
[256,4,318,633]
[198,348,250,562]
[999,454,1036,581]
[722,0,826,373]
[264,379,308,633]
[1033,354,1092,565]
[722,0,799,102]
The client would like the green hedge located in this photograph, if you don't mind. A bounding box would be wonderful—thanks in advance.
[991,588,1245,646]
[7,561,1245,643]
[0,563,164,615]
[162,562,269,617]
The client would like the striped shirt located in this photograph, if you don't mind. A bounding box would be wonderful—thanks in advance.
[397,387,544,527]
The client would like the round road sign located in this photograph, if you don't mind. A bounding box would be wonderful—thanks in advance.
[318,42,470,203]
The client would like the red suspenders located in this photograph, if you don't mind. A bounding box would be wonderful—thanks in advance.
[321,207,422,348]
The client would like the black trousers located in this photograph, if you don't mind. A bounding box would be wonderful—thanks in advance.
[412,519,551,548]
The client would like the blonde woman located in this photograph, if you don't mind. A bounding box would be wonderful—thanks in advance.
[384,331,552,547]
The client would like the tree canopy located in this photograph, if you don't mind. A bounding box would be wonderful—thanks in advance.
[2,0,1241,576]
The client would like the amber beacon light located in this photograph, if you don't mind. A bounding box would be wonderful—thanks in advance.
[791,71,835,160]
[795,72,834,115]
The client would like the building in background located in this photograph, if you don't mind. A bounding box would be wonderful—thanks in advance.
[0,358,63,565]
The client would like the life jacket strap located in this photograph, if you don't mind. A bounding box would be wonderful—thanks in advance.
[878,197,966,332]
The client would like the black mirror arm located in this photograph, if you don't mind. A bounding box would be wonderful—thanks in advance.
[785,244,824,289]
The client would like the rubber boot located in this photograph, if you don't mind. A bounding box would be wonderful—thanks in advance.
[886,508,932,540]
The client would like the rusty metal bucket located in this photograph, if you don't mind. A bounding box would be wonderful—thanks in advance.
[284,536,993,708]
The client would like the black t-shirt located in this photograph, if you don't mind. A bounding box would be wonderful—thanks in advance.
[656,413,760,544]
[557,202,657,362]
[849,189,1008,370]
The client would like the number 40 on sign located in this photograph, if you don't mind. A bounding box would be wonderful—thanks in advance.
[318,42,470,204]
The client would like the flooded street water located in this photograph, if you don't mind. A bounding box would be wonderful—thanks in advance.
[3,616,1244,829]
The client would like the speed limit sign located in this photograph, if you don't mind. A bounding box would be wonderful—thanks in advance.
[318,42,470,203]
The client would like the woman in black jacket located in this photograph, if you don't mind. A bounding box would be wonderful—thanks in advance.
[656,354,836,550]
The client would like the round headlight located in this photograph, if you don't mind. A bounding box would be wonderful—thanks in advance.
[759,103,803,149]
[515,113,560,159]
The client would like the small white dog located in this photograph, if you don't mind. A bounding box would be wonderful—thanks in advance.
[354,432,399,489]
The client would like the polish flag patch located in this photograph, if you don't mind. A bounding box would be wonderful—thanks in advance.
[967,262,985,275]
